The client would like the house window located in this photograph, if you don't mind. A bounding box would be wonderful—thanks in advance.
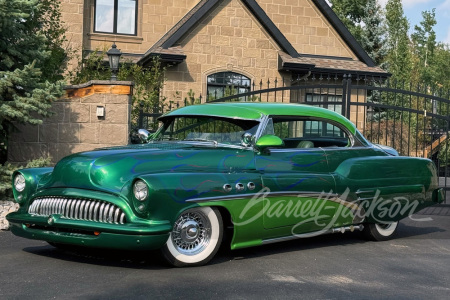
[94,0,137,35]
[306,93,343,114]
[207,72,251,101]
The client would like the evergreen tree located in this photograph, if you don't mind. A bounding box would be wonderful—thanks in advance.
[385,0,412,83]
[360,0,387,67]
[0,0,67,162]
[329,0,367,43]
[411,9,437,87]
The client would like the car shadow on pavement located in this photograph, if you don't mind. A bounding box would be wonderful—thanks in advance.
[21,220,446,268]
[22,244,170,270]
[395,220,447,239]
[213,221,447,265]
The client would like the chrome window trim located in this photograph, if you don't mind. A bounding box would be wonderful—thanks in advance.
[186,191,339,203]
[253,115,270,142]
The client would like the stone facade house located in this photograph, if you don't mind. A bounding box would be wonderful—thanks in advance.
[8,0,390,164]
[64,0,387,104]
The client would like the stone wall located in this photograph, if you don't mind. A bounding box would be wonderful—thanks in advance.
[8,81,133,164]
[0,201,19,231]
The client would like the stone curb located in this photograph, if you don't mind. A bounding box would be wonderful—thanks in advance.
[0,200,19,231]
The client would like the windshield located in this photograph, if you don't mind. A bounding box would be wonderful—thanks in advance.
[154,116,260,146]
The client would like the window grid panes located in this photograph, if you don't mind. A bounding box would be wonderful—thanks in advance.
[306,93,343,114]
[207,72,251,101]
[95,0,137,35]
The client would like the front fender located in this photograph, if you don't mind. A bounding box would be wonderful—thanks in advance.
[12,168,54,208]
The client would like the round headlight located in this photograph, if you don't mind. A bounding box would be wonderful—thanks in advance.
[14,174,26,192]
[133,180,148,201]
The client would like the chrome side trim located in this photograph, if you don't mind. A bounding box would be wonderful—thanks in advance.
[270,146,372,153]
[186,190,365,223]
[262,235,310,245]
[185,191,339,203]
[321,146,371,151]
[269,149,326,153]
[262,225,364,245]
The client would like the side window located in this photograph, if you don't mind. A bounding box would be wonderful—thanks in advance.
[260,118,275,136]
[271,117,351,148]
[303,121,346,138]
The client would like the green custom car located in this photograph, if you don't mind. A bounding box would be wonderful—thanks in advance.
[7,103,444,266]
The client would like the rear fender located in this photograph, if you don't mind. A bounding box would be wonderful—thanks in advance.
[334,156,438,222]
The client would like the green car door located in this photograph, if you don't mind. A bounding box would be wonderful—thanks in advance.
[255,117,337,238]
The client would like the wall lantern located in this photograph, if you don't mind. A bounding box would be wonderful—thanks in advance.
[106,43,122,81]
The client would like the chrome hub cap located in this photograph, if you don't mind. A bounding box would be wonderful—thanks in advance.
[171,211,211,255]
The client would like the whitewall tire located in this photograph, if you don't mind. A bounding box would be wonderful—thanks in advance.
[363,221,399,241]
[162,207,223,267]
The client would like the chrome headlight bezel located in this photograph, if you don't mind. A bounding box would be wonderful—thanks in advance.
[14,174,26,192]
[133,180,148,201]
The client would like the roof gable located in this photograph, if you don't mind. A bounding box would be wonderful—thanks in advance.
[139,0,300,66]
[313,0,375,67]
[139,0,379,73]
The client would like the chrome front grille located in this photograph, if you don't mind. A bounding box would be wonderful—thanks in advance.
[28,197,126,224]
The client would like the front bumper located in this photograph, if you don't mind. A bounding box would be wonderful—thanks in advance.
[7,212,171,250]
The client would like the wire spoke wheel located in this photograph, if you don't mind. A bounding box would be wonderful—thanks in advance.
[162,207,223,267]
[171,211,211,255]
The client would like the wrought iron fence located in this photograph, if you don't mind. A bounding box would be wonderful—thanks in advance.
[138,73,449,203]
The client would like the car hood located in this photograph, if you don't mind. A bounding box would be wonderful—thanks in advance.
[38,143,255,193]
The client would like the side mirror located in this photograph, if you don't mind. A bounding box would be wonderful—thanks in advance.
[138,129,150,143]
[255,134,284,151]
[242,132,253,147]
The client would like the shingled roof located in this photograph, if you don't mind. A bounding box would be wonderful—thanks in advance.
[138,0,388,76]
[278,52,386,75]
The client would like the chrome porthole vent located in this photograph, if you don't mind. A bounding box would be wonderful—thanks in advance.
[236,183,245,192]
[223,184,232,192]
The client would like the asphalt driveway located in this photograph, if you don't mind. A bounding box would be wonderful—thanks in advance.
[1,207,449,300]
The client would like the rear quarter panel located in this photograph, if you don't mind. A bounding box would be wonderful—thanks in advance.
[334,156,438,222]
